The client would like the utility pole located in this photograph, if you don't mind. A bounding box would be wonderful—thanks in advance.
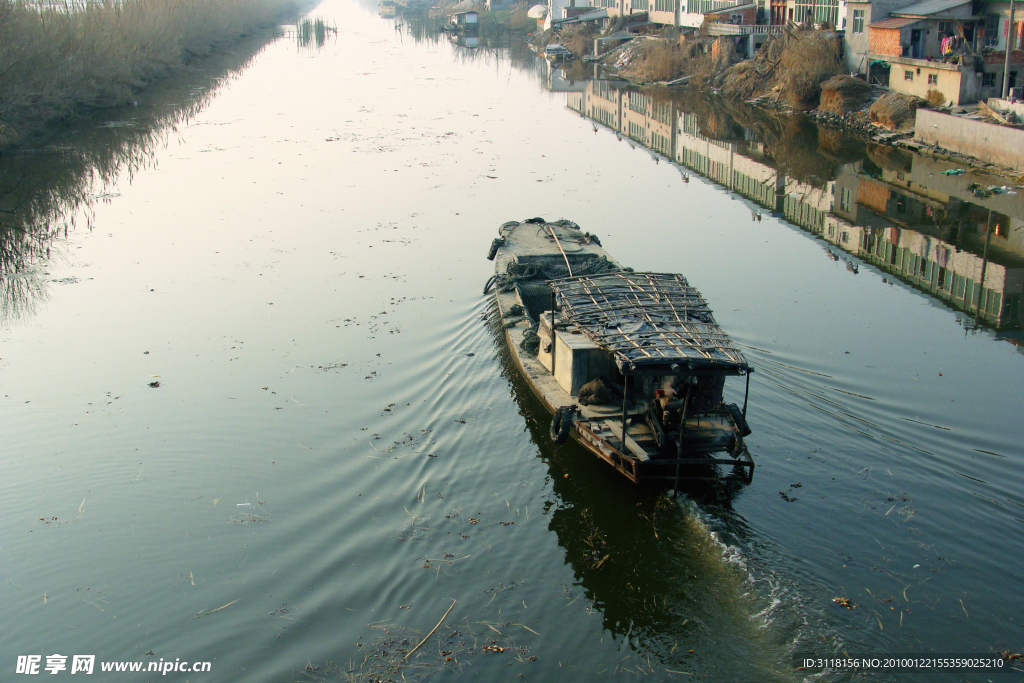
[1002,0,1017,98]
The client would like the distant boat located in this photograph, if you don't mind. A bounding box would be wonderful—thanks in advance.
[544,43,572,63]
[486,219,756,486]
[445,9,478,32]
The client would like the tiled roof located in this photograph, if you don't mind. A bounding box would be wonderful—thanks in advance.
[891,0,971,16]
[869,16,921,29]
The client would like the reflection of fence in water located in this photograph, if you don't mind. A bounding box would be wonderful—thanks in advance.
[569,79,1024,330]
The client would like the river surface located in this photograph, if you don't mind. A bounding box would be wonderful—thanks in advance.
[2,2,1023,682]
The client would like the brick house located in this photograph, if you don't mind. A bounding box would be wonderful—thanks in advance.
[844,0,939,73]
[848,0,1021,98]
[863,0,990,104]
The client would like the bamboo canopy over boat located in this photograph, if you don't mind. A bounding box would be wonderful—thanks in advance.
[549,272,750,375]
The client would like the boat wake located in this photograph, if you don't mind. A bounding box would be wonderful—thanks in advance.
[676,497,866,683]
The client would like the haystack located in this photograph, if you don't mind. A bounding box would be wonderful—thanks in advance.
[818,75,873,115]
[868,91,928,130]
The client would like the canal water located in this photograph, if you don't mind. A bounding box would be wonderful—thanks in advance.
[2,1,1023,681]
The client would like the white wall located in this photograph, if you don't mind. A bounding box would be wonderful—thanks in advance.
[915,108,1024,170]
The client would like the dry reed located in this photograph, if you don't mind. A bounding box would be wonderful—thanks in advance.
[925,88,947,106]
[1,28,278,324]
[560,24,597,57]
[0,0,300,147]
[712,28,843,108]
[774,30,843,106]
[621,39,690,82]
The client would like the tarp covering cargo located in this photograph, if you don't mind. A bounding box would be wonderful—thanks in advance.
[549,272,750,374]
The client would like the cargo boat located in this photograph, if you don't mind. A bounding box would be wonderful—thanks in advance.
[486,218,755,486]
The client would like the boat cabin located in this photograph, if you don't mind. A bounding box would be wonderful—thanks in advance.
[540,271,753,484]
[537,312,616,395]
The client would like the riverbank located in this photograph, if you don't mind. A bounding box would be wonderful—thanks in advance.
[0,0,303,149]
[581,27,1024,177]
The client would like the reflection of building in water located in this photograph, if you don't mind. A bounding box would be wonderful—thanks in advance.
[676,95,837,236]
[568,77,625,130]
[450,32,479,47]
[831,158,1023,328]
[622,89,675,156]
[831,217,1021,327]
[567,79,1024,329]
[545,64,589,93]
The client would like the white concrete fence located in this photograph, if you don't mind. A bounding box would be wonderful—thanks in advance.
[914,108,1024,171]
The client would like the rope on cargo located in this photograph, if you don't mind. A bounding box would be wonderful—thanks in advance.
[489,257,622,295]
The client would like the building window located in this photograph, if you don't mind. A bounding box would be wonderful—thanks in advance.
[905,70,914,81]
[928,73,938,84]
[628,91,646,113]
[840,187,851,212]
[983,72,997,87]
[986,14,1000,47]
[853,9,864,34]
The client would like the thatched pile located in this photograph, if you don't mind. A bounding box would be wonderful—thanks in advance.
[818,75,873,115]
[718,60,761,99]
[612,36,695,81]
[868,91,929,130]
[774,31,843,106]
